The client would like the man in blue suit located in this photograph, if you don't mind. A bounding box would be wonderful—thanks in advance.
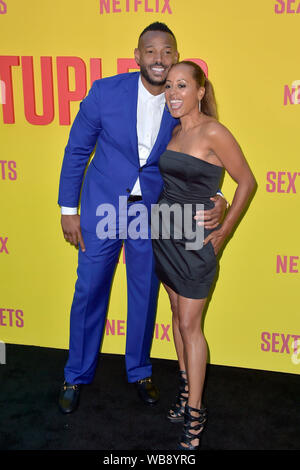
[58,22,226,413]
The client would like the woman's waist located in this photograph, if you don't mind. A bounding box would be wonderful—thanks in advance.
[159,190,215,210]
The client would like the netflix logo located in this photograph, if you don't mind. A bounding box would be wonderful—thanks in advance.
[276,255,299,273]
[0,237,9,254]
[284,80,300,105]
[99,0,173,14]
[105,319,171,341]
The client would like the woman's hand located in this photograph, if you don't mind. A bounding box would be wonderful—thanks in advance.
[203,226,230,255]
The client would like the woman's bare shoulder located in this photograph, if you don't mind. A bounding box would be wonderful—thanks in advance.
[202,118,233,140]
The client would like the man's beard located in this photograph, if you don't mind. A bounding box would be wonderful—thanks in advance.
[139,64,168,87]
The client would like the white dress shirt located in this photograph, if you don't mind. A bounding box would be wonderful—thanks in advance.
[61,75,165,214]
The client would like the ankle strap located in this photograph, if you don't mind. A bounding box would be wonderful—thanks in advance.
[185,404,207,415]
[179,370,188,382]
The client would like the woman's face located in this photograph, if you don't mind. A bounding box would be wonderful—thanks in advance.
[165,64,204,118]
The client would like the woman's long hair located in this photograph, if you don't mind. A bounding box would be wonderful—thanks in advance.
[172,61,218,120]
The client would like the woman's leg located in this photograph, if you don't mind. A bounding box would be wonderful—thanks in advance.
[162,283,188,418]
[178,295,207,409]
[177,295,208,448]
[163,283,185,371]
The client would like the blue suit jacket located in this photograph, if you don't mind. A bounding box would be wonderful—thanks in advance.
[58,72,178,230]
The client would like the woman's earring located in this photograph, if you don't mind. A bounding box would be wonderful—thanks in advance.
[199,100,202,112]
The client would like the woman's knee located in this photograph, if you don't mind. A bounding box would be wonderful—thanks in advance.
[178,313,203,340]
[178,315,192,336]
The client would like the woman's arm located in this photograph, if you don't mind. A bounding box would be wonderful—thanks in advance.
[203,123,256,253]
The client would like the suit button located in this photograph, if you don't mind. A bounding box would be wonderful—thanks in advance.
[139,167,143,172]
[126,188,131,193]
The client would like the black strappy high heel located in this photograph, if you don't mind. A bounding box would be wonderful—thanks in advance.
[167,370,188,423]
[177,404,207,450]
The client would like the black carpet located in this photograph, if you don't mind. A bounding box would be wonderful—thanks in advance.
[0,344,299,454]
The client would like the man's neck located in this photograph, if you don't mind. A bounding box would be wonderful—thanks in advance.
[140,75,165,96]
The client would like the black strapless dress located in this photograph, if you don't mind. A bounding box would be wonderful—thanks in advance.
[152,150,224,299]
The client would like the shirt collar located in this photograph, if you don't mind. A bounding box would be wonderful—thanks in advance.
[138,74,165,106]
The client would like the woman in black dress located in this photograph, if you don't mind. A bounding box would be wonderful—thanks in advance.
[152,61,256,450]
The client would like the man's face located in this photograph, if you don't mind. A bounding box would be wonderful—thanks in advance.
[134,30,179,87]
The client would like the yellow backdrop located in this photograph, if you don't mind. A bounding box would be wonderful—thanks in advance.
[1,0,299,375]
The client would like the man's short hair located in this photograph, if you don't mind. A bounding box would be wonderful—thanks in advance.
[139,22,177,46]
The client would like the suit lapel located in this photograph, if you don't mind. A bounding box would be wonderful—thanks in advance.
[147,108,178,165]
[122,73,178,166]
[123,73,139,165]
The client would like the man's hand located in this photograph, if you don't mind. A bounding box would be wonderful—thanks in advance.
[194,195,228,229]
[61,215,86,252]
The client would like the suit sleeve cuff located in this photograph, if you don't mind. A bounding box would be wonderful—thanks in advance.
[61,206,78,215]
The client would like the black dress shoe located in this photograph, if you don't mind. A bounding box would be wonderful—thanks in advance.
[58,381,80,414]
[135,377,159,406]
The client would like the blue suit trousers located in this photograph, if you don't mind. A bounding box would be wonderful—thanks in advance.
[64,201,160,384]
